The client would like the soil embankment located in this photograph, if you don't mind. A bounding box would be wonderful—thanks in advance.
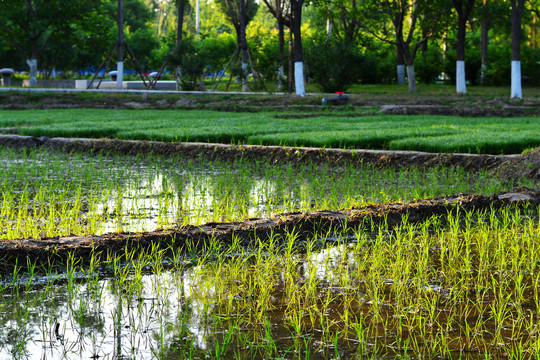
[1,91,539,117]
[0,134,528,175]
[1,190,539,270]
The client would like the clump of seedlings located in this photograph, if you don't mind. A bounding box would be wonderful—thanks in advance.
[1,145,539,359]
[0,147,531,239]
[1,207,540,359]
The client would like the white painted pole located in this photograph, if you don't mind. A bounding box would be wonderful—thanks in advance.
[406,65,417,92]
[511,60,522,99]
[294,61,305,97]
[242,62,249,92]
[456,60,466,94]
[26,59,38,87]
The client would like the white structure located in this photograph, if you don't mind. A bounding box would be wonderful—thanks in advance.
[116,62,123,90]
[397,65,406,85]
[26,59,38,87]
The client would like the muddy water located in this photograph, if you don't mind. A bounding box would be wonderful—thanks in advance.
[0,244,366,360]
[1,150,315,237]
[2,148,537,359]
[1,148,519,239]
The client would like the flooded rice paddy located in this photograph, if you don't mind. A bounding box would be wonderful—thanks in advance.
[0,147,528,239]
[1,147,540,359]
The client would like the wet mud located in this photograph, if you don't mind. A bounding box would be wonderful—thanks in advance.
[1,189,539,270]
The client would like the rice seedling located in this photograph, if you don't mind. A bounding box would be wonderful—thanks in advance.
[1,146,527,239]
[4,107,540,154]
[2,145,540,358]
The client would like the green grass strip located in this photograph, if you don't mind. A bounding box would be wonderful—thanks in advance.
[2,109,540,154]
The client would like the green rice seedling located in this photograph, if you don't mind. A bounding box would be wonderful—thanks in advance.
[3,141,540,360]
[1,146,531,238]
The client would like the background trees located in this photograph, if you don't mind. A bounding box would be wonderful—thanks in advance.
[0,0,538,96]
[0,0,111,85]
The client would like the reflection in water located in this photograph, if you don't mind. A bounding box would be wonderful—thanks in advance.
[92,174,289,235]
[0,244,356,359]
[1,148,518,239]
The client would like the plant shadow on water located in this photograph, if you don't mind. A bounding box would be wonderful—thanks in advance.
[1,147,540,359]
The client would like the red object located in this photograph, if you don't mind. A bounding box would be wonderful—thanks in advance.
[336,92,345,96]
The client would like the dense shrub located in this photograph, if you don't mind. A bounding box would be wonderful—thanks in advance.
[415,47,444,84]
[485,44,540,86]
[305,37,376,92]
[167,36,206,90]
[196,33,237,78]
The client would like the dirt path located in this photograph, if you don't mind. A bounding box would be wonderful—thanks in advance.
[1,91,539,116]
[1,190,538,271]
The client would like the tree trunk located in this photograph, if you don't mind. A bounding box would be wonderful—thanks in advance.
[421,30,428,54]
[292,0,305,97]
[402,45,417,93]
[117,0,124,90]
[456,18,467,94]
[26,59,38,87]
[406,65,417,92]
[288,28,293,93]
[176,0,185,90]
[511,0,525,98]
[240,0,249,91]
[195,0,201,38]
[277,21,285,90]
[481,19,488,84]
[397,45,406,85]
[480,0,489,84]
[176,65,183,90]
[177,0,185,46]
[326,3,332,38]
[453,0,475,94]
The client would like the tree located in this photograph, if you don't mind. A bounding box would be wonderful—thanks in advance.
[306,36,368,92]
[290,0,306,96]
[480,0,489,82]
[361,0,448,92]
[528,0,540,49]
[216,0,259,91]
[324,0,365,43]
[451,0,475,94]
[123,0,154,32]
[262,0,291,90]
[476,0,507,83]
[0,0,101,86]
[175,0,187,89]
[510,0,526,98]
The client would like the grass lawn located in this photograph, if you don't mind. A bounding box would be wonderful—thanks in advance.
[1,108,540,154]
